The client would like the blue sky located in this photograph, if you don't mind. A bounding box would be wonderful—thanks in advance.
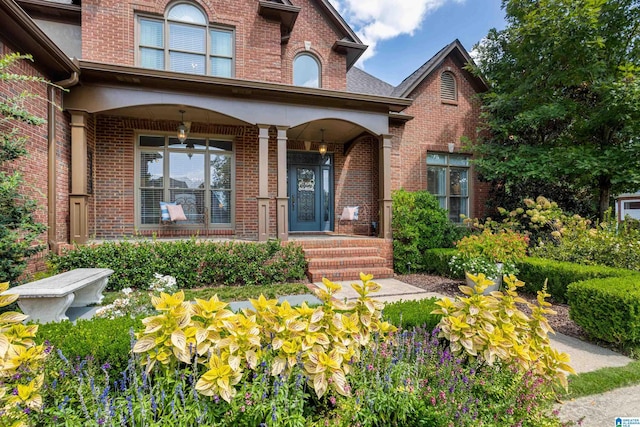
[330,0,507,86]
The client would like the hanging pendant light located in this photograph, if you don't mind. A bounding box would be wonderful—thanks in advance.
[319,128,327,157]
[177,110,188,143]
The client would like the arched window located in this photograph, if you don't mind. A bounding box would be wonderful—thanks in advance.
[138,2,234,77]
[440,71,457,101]
[293,54,321,88]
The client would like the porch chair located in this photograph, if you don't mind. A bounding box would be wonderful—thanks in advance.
[339,204,372,236]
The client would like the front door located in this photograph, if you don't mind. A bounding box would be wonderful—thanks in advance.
[288,153,333,232]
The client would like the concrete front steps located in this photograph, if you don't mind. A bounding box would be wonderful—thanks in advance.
[297,238,394,282]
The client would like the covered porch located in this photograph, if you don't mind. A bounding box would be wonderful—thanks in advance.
[62,61,410,245]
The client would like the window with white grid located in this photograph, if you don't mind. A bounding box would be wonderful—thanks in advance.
[427,153,469,222]
[137,2,234,77]
[138,135,234,227]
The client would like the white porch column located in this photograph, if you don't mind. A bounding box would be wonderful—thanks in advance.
[257,124,270,241]
[379,134,393,239]
[276,126,289,241]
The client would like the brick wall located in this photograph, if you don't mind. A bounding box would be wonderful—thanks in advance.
[390,57,490,219]
[0,42,71,277]
[81,0,348,90]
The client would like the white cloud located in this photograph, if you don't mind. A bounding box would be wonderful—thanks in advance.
[329,0,465,65]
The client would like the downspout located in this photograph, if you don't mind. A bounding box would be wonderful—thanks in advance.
[49,68,79,252]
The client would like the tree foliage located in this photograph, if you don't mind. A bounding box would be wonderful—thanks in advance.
[471,0,640,219]
[0,53,48,283]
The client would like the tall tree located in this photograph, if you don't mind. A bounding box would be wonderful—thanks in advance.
[471,0,640,219]
[0,53,48,283]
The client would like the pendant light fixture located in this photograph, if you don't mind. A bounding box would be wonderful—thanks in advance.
[318,128,327,157]
[177,110,188,143]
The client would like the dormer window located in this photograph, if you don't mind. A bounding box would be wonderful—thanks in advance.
[293,53,321,88]
[440,71,457,102]
[138,2,234,77]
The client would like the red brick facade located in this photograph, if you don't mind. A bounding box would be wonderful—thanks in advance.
[390,57,490,218]
[4,0,490,278]
[81,0,348,90]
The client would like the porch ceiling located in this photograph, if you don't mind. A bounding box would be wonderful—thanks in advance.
[100,105,248,126]
[288,119,370,144]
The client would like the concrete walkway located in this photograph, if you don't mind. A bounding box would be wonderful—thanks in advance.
[311,277,640,426]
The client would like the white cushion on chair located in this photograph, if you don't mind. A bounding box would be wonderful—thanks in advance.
[167,204,187,221]
[341,206,359,221]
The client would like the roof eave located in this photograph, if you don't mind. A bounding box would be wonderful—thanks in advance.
[76,60,412,113]
[398,40,488,98]
[333,40,368,70]
[257,1,301,44]
[0,0,79,81]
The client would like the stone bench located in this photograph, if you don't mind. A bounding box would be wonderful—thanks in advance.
[1,268,114,323]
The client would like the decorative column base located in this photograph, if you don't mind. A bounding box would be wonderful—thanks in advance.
[379,198,392,240]
[276,197,289,241]
[69,194,88,244]
[257,197,270,241]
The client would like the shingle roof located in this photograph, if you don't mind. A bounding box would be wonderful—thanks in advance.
[346,39,488,99]
[346,66,394,96]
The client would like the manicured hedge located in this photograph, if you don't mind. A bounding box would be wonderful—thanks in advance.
[48,239,307,291]
[515,257,633,303]
[567,276,640,346]
[383,298,442,331]
[35,315,142,375]
[422,248,458,277]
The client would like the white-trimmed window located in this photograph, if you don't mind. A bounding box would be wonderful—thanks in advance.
[440,71,457,102]
[427,153,469,222]
[138,135,234,226]
[138,2,234,77]
[293,53,321,88]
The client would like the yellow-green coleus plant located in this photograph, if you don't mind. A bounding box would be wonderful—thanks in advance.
[0,282,47,427]
[433,274,575,390]
[134,273,396,402]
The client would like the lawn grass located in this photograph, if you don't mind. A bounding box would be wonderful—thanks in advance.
[102,282,311,305]
[562,360,640,399]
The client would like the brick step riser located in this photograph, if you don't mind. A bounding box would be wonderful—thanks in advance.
[303,248,380,258]
[295,239,387,250]
[307,258,390,269]
[307,268,394,282]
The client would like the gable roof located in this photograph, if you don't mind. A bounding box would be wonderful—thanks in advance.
[391,39,488,98]
[261,0,367,69]
[347,66,394,96]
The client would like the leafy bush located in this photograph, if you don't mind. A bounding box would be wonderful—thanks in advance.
[433,274,575,389]
[423,248,457,276]
[567,276,640,346]
[133,273,396,401]
[35,315,142,375]
[383,298,442,330]
[392,189,460,273]
[47,239,307,291]
[0,53,48,284]
[516,257,632,303]
[531,212,640,272]
[0,281,47,426]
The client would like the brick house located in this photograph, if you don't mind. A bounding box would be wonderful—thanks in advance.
[1,0,487,279]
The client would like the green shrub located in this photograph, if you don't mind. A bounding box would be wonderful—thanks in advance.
[35,315,142,375]
[567,276,640,346]
[392,189,459,273]
[47,239,306,291]
[383,298,442,330]
[422,248,457,277]
[516,257,632,303]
